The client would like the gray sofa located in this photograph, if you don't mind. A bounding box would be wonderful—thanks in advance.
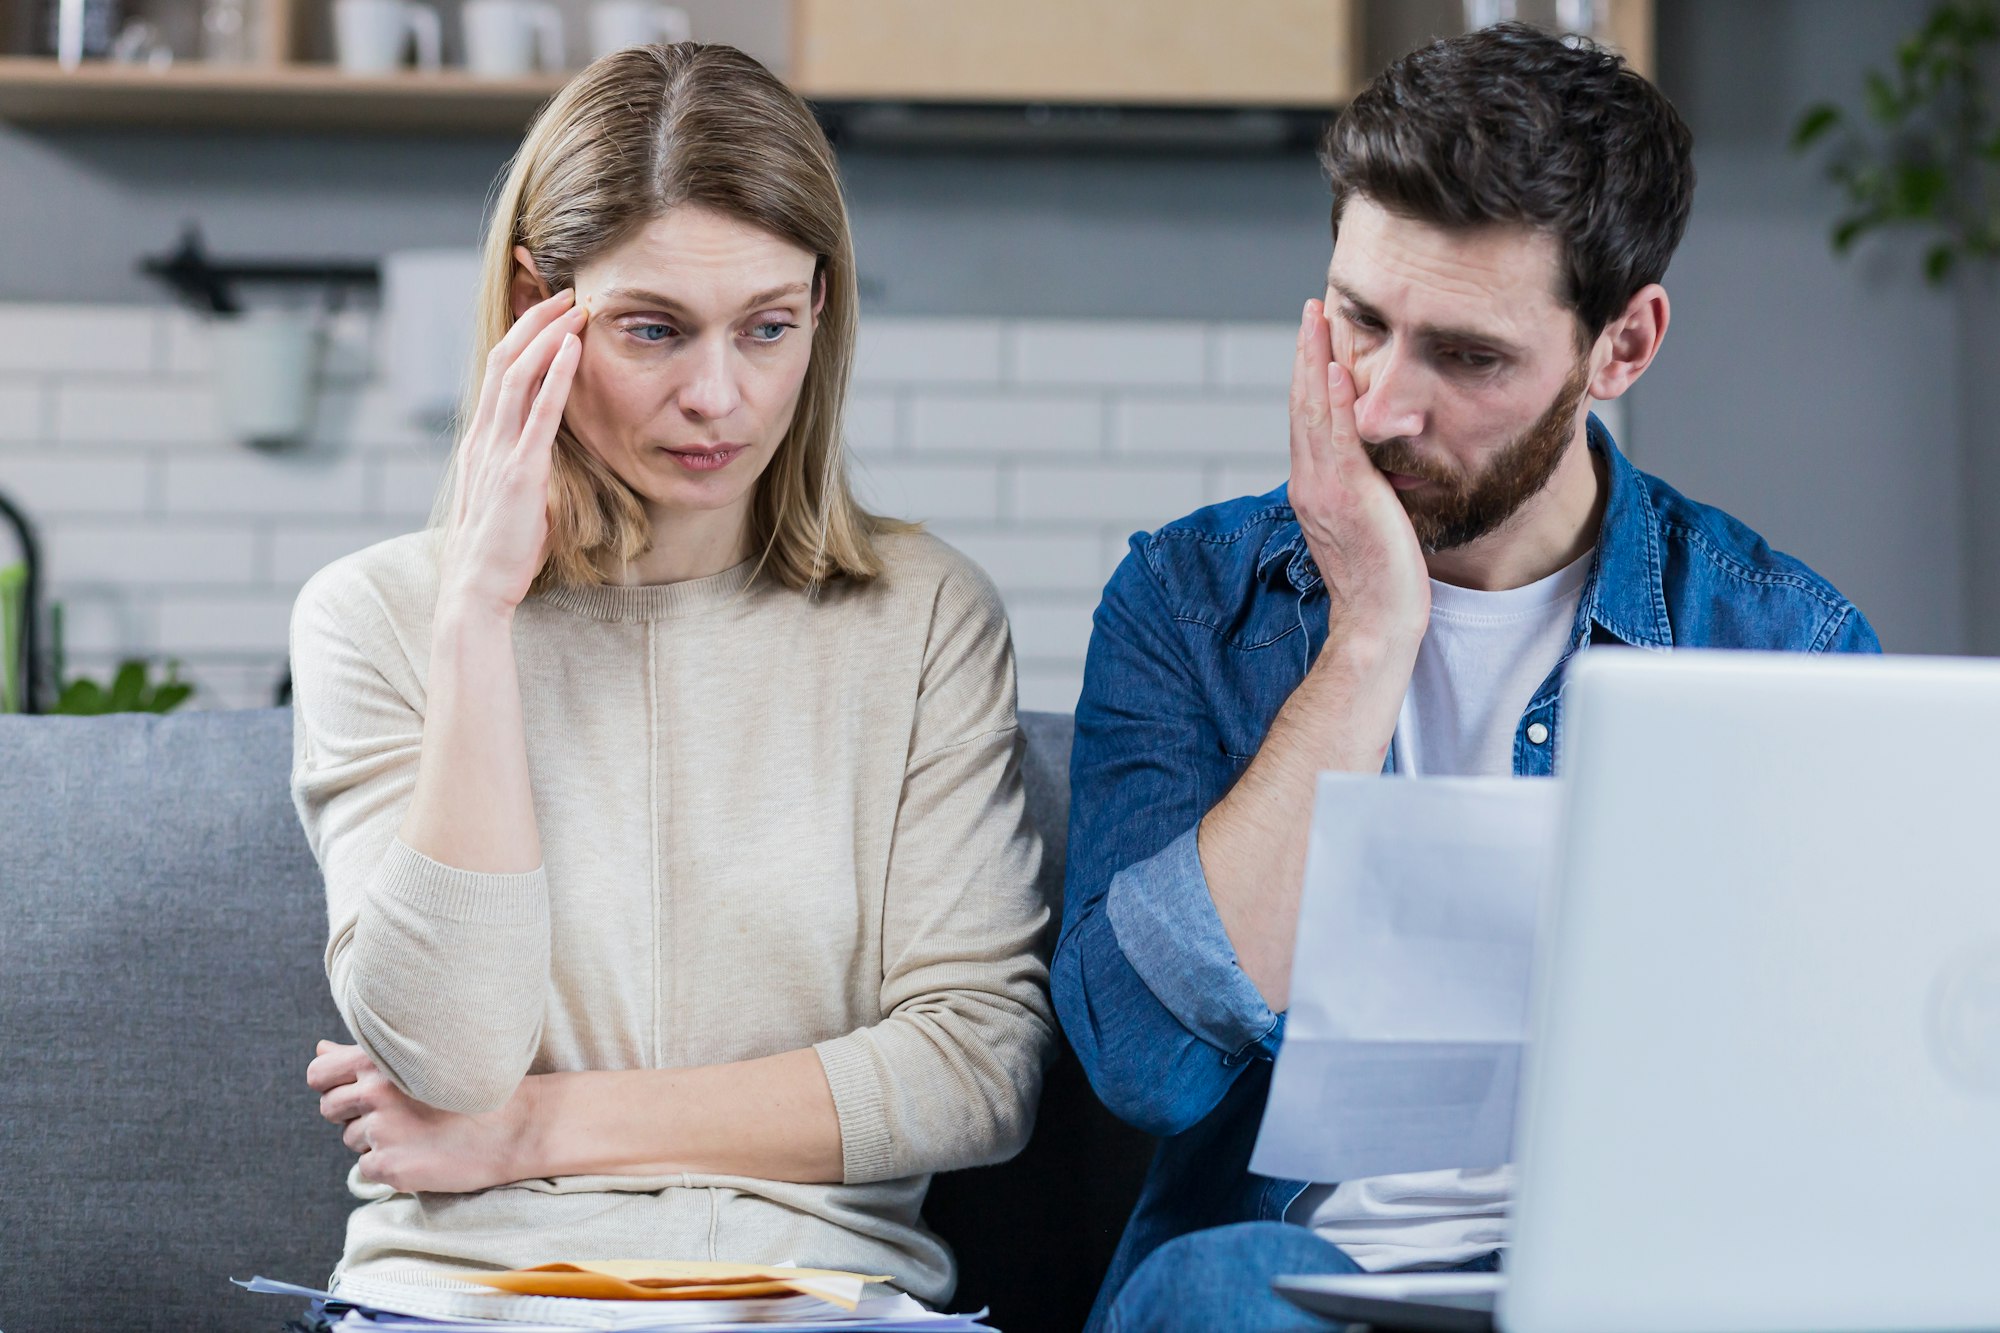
[0,708,1152,1333]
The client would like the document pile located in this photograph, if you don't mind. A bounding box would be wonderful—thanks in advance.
[1249,774,1560,1183]
[237,1262,994,1333]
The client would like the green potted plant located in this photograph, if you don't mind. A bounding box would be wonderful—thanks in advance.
[45,602,196,716]
[1792,0,1999,283]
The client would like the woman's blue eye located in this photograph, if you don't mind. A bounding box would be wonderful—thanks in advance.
[748,321,794,342]
[632,324,675,342]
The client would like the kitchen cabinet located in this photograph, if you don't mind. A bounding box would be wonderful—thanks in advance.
[0,0,1651,132]
[792,0,1362,108]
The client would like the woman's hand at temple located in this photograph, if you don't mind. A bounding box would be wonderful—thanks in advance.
[437,286,585,619]
[397,285,583,876]
[308,1041,539,1194]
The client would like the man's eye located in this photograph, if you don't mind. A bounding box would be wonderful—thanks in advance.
[1450,350,1499,370]
[631,323,676,343]
[748,321,795,343]
[1342,308,1384,334]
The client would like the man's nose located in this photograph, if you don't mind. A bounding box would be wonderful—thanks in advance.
[1351,348,1428,444]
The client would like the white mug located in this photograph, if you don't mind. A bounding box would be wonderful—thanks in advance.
[333,0,441,74]
[463,0,565,76]
[587,0,689,61]
[210,310,325,451]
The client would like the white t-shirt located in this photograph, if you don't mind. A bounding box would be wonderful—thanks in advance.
[1289,548,1594,1271]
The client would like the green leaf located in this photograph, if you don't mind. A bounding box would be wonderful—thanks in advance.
[1866,70,1906,122]
[144,683,195,714]
[1792,103,1844,150]
[1832,213,1879,252]
[1926,242,1959,282]
[54,678,108,716]
[107,659,148,711]
[1892,161,1951,216]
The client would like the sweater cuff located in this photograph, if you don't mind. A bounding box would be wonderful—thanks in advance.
[814,1032,896,1185]
[374,837,548,925]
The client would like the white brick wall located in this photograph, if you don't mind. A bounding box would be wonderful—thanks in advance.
[0,303,1624,715]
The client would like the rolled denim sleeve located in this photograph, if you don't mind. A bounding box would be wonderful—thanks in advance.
[1105,827,1279,1061]
[1054,536,1285,1139]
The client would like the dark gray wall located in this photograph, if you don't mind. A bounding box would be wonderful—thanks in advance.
[1631,0,1969,654]
[1,0,1986,652]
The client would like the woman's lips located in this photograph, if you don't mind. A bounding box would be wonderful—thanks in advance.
[661,445,745,472]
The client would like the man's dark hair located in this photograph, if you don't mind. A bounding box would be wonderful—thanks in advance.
[1320,22,1695,338]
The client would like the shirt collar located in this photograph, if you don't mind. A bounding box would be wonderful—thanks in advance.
[1257,414,1673,648]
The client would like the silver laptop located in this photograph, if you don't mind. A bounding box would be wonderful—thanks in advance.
[1278,650,2000,1333]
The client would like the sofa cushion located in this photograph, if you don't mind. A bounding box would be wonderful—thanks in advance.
[0,707,1146,1333]
[0,709,352,1333]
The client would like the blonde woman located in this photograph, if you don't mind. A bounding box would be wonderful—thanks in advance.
[292,43,1053,1306]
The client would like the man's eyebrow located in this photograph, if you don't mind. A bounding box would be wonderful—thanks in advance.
[1326,276,1525,356]
[595,281,811,315]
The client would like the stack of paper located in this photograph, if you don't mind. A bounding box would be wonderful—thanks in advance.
[235,1269,994,1332]
[1248,774,1561,1184]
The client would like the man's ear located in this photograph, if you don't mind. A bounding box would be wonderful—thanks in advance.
[1588,283,1670,402]
[509,245,554,321]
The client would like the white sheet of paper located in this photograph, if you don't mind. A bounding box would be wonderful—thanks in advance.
[1249,773,1560,1184]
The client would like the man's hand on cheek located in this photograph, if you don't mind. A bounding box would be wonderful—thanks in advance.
[1288,298,1431,653]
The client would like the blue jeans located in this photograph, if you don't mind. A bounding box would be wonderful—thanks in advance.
[1102,1221,1501,1332]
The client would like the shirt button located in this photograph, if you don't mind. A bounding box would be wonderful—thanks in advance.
[1526,722,1551,746]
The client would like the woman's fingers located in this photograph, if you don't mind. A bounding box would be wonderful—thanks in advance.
[343,1116,372,1155]
[306,1043,370,1093]
[490,302,588,443]
[320,1081,371,1125]
[471,288,575,432]
[516,332,582,463]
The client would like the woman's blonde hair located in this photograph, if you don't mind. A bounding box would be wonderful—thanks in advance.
[455,42,906,592]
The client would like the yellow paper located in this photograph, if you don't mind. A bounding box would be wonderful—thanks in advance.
[460,1261,892,1311]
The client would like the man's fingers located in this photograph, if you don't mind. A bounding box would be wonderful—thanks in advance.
[1324,359,1370,471]
[1289,299,1329,489]
[343,1118,372,1155]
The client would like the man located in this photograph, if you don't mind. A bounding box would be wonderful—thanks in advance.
[1053,22,1879,1333]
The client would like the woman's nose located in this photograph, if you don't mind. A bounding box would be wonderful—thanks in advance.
[678,338,743,420]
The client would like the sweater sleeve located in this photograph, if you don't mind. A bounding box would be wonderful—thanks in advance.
[289,560,552,1115]
[812,555,1057,1183]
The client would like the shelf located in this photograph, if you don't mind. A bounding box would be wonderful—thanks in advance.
[0,56,568,133]
[0,0,1652,134]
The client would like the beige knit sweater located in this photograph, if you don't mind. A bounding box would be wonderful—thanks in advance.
[288,529,1055,1305]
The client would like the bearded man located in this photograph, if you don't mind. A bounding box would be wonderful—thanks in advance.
[1053,22,1878,1333]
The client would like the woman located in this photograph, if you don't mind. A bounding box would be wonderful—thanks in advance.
[291,43,1052,1307]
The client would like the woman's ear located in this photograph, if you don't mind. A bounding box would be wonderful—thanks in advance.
[811,270,828,322]
[509,245,554,321]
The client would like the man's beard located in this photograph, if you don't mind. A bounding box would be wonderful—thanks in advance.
[1364,359,1592,554]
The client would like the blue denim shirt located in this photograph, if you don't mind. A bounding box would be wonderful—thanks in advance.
[1053,420,1879,1326]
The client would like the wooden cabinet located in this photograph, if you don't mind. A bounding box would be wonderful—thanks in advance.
[0,0,1651,131]
[792,0,1363,108]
